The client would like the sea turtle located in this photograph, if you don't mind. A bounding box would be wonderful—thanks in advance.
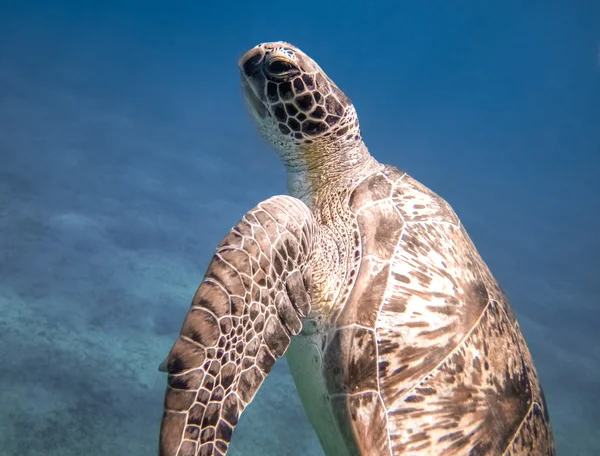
[158,42,555,456]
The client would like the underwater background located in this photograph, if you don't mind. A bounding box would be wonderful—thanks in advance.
[1,1,598,455]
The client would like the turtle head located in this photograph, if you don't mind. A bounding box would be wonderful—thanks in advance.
[238,42,363,169]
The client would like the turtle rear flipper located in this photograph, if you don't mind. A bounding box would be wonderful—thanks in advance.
[158,358,168,373]
[159,195,315,456]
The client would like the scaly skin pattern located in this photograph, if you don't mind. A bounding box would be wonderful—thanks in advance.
[158,42,555,455]
[159,196,318,455]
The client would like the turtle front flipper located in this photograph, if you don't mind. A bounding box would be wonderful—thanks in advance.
[159,195,315,456]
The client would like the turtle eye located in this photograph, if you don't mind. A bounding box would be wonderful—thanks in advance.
[265,58,298,78]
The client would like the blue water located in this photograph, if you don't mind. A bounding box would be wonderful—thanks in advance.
[1,2,598,455]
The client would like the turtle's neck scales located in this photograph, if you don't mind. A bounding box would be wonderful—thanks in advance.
[284,140,383,207]
[281,139,384,320]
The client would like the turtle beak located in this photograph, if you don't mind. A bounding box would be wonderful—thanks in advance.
[240,76,269,120]
[239,46,269,120]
